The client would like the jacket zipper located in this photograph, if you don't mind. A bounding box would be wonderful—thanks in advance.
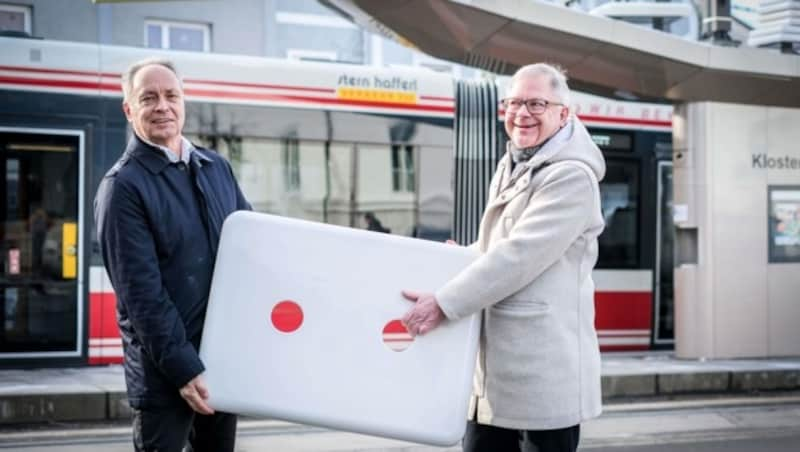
[188,162,214,247]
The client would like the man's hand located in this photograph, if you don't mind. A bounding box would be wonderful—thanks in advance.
[179,374,215,415]
[401,290,445,337]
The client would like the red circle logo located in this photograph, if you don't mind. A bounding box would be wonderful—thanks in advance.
[382,319,413,352]
[271,300,304,333]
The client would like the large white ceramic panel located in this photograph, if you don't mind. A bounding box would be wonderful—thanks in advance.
[709,103,768,357]
[200,211,480,446]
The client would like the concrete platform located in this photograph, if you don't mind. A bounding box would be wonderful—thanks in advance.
[601,352,800,399]
[1,352,799,425]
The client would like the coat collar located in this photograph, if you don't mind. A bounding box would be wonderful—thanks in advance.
[511,119,574,173]
[489,157,539,208]
[126,134,213,174]
[489,120,575,208]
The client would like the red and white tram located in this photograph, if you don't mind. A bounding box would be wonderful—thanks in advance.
[0,36,673,366]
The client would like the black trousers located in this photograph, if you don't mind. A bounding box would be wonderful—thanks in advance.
[463,421,580,452]
[132,401,237,452]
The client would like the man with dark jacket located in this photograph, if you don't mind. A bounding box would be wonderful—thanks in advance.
[94,58,251,452]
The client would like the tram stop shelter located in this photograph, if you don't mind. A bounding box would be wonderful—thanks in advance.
[328,0,800,359]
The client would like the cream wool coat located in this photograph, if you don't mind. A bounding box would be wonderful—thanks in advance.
[436,118,605,430]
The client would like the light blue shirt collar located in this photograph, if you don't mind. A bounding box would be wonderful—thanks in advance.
[143,136,194,165]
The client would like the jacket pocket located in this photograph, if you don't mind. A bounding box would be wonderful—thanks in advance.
[491,298,549,317]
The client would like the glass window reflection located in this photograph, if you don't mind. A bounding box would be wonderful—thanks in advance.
[189,135,453,242]
[1,132,80,353]
[598,160,640,268]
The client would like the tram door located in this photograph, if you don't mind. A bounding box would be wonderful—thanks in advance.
[0,129,81,359]
[593,129,674,350]
[654,160,674,345]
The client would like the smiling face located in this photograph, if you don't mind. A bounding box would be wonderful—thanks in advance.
[123,64,185,151]
[504,73,569,149]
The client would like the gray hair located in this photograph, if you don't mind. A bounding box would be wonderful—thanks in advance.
[507,63,571,106]
[121,57,182,101]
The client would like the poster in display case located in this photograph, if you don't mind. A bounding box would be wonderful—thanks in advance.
[768,186,800,263]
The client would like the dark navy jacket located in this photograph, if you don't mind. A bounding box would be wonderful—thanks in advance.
[94,135,250,408]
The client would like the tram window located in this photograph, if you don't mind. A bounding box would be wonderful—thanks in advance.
[597,159,640,268]
[190,135,346,224]
[189,134,452,240]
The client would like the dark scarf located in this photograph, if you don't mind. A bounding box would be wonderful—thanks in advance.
[510,142,545,165]
[508,131,557,179]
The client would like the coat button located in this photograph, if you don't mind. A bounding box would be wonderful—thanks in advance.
[177,163,187,171]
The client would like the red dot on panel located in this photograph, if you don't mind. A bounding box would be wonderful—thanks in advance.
[382,319,413,352]
[271,300,304,333]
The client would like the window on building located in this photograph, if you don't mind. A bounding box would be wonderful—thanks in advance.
[391,145,415,192]
[145,20,210,52]
[275,4,364,64]
[374,34,413,67]
[0,3,31,34]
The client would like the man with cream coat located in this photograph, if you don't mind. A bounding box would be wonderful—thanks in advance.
[402,63,604,452]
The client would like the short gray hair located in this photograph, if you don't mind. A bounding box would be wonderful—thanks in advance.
[121,57,182,101]
[507,63,571,107]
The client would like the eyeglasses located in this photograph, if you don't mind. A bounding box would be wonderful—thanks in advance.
[500,98,564,115]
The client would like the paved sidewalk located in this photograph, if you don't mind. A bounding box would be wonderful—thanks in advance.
[1,352,799,425]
